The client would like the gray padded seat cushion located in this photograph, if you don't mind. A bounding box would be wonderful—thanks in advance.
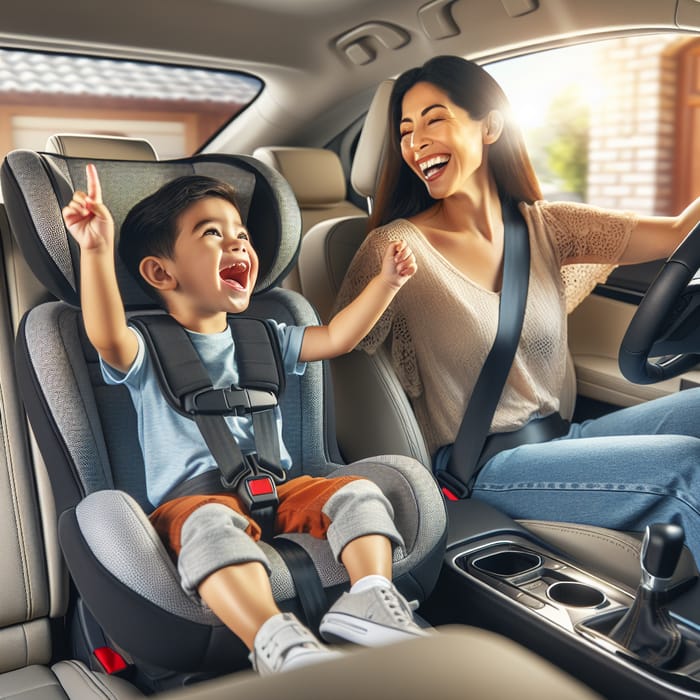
[3,150,299,306]
[75,453,445,622]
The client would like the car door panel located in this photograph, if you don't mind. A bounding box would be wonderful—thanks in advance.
[568,292,700,408]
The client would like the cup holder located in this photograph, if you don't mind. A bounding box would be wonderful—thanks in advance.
[472,549,542,577]
[547,581,606,608]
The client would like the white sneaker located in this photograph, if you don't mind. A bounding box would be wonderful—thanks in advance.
[251,612,343,675]
[319,583,430,647]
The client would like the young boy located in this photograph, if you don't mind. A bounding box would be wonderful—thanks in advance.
[62,164,423,676]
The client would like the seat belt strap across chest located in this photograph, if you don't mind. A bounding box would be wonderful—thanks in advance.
[438,199,531,499]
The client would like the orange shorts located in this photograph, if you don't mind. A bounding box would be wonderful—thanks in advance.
[149,473,361,561]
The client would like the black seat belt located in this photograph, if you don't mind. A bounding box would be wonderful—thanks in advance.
[131,314,286,538]
[437,199,531,500]
[274,538,328,634]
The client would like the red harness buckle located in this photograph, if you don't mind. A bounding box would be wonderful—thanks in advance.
[236,472,279,540]
[242,474,278,507]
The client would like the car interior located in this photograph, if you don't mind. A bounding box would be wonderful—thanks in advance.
[2,1,700,698]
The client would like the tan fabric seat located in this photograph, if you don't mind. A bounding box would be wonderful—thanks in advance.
[0,134,160,698]
[253,146,364,292]
[45,133,159,160]
[166,626,603,700]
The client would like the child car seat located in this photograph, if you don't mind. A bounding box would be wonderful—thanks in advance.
[0,150,447,684]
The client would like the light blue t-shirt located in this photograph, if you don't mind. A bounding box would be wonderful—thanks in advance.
[101,320,307,507]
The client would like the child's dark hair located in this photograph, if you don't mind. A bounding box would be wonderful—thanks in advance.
[119,175,240,300]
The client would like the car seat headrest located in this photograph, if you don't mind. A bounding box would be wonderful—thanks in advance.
[350,79,395,201]
[253,147,348,208]
[0,151,301,308]
[45,133,160,161]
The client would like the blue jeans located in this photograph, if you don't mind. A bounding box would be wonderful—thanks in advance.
[472,387,700,564]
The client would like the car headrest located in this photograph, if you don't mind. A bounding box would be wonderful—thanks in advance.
[350,79,395,201]
[45,133,159,161]
[0,151,301,309]
[253,147,348,208]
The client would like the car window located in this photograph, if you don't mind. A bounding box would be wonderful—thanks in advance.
[0,48,262,160]
[488,34,697,213]
[488,33,698,296]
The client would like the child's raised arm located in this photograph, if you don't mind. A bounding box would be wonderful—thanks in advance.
[299,240,416,362]
[62,164,138,372]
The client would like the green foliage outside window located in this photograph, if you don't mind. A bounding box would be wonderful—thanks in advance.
[544,85,590,199]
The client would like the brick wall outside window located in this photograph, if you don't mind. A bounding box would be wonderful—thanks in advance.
[587,35,684,215]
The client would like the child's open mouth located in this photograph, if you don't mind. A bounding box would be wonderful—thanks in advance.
[219,261,249,291]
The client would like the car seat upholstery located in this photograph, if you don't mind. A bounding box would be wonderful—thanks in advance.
[163,626,604,700]
[0,179,144,696]
[1,149,447,683]
[252,146,365,292]
[297,80,698,593]
[45,133,159,161]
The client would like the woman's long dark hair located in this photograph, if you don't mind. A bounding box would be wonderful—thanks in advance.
[369,55,542,229]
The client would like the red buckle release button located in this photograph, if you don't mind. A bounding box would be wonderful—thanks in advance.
[248,475,275,496]
[94,646,128,674]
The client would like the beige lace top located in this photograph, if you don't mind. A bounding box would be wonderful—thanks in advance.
[334,200,637,457]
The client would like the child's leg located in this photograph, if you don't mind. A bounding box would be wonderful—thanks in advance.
[275,475,428,646]
[340,534,393,583]
[319,479,429,646]
[198,560,280,649]
[149,494,341,674]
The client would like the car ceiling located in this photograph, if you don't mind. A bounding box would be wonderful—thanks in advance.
[2,0,700,152]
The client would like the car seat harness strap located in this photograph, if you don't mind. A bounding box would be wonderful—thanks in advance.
[132,314,286,538]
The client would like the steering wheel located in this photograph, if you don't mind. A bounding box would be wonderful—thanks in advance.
[618,221,700,384]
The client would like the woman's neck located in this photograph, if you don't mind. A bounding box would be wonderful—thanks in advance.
[415,174,502,240]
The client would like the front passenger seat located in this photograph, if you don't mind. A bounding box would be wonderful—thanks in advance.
[253,146,365,292]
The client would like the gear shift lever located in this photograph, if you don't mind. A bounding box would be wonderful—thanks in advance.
[609,523,684,668]
[640,523,685,591]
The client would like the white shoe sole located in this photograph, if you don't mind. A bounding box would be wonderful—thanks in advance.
[319,613,428,647]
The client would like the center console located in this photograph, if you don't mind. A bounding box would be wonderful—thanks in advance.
[423,500,700,699]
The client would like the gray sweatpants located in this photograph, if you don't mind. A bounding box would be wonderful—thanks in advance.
[177,478,404,595]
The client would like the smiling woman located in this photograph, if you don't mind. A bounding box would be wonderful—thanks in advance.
[336,53,700,572]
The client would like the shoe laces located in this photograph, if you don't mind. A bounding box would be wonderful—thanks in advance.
[254,616,320,673]
[378,586,419,626]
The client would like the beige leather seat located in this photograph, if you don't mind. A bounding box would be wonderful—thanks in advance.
[297,81,696,593]
[45,133,159,160]
[165,626,603,700]
[253,146,365,292]
[0,134,149,698]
